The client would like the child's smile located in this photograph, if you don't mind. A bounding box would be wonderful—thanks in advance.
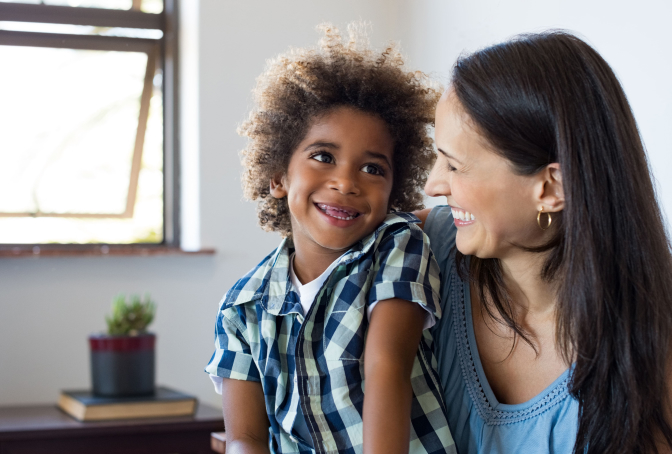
[315,202,360,223]
[270,106,395,281]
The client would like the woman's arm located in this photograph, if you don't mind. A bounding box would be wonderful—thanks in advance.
[363,297,426,454]
[221,378,271,454]
[413,208,432,230]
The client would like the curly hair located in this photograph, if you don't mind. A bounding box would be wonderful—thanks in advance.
[238,23,442,236]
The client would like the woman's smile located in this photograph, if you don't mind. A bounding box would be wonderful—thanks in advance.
[425,91,544,259]
[450,206,476,226]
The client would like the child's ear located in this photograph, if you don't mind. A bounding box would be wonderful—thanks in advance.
[269,173,288,199]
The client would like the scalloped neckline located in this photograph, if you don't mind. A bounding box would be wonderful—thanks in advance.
[452,271,572,425]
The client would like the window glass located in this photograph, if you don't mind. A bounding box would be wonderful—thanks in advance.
[0,0,130,7]
[0,0,163,13]
[0,45,163,244]
[138,0,161,13]
[0,21,164,39]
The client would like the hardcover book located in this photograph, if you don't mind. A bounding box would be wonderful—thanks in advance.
[57,386,197,421]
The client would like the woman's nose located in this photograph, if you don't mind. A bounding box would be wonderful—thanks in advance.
[424,162,450,198]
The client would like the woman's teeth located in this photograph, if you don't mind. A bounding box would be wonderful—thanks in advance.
[317,203,360,220]
[451,208,475,221]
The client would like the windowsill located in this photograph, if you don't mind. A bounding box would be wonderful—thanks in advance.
[0,245,216,258]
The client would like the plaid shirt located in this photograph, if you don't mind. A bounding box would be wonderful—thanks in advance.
[205,213,456,454]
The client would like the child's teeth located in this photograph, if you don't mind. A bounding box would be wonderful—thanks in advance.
[470,213,475,221]
[318,203,358,220]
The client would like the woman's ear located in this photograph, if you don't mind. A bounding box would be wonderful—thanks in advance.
[534,163,565,213]
[269,173,288,199]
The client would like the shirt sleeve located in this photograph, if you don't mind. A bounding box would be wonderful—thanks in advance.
[204,305,261,383]
[367,223,442,319]
[209,374,224,395]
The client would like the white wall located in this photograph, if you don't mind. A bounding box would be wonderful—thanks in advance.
[1,0,670,409]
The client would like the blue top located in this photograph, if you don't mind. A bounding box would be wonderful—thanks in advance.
[425,206,579,454]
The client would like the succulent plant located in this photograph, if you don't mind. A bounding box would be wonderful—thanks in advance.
[105,294,156,336]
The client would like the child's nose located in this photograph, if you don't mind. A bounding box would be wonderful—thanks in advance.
[328,168,360,195]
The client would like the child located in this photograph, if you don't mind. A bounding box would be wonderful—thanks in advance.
[205,24,455,454]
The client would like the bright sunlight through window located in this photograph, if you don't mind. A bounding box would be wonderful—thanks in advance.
[0,0,166,245]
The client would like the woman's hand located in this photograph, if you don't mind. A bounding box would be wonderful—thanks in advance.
[363,298,426,454]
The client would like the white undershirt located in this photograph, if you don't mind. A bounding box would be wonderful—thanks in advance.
[289,252,355,317]
[289,253,434,327]
[209,253,435,394]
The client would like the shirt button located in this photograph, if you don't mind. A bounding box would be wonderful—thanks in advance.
[294,376,298,383]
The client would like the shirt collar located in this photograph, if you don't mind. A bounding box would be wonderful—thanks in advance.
[223,212,419,315]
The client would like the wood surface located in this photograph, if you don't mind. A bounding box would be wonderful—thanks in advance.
[0,245,215,258]
[210,431,226,454]
[0,403,224,454]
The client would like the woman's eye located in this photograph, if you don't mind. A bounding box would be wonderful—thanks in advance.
[362,164,384,176]
[310,152,333,164]
[447,163,457,172]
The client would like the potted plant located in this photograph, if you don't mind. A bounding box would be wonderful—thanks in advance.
[89,294,156,397]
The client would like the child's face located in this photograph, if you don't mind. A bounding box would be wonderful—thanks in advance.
[271,106,394,254]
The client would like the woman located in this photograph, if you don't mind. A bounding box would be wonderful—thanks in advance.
[417,31,672,453]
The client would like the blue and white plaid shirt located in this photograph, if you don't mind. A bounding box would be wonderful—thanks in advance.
[205,213,456,454]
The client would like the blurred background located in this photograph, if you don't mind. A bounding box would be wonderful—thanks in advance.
[0,0,670,409]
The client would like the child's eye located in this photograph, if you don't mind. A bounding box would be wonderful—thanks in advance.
[310,151,334,164]
[362,164,385,176]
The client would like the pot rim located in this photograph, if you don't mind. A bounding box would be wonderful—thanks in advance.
[89,332,155,339]
[89,333,155,352]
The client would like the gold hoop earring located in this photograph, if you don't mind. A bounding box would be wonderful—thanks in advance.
[537,208,552,230]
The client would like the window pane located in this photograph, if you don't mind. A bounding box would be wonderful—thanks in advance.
[139,0,162,13]
[0,45,163,244]
[0,0,163,13]
[0,22,164,39]
[0,0,130,7]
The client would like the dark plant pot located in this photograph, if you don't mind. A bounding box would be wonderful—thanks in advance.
[89,333,155,397]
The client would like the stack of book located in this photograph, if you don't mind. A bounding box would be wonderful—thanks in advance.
[57,386,197,421]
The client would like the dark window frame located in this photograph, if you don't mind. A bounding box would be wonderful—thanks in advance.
[0,1,185,256]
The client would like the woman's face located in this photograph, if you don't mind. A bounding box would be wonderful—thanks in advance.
[425,91,543,260]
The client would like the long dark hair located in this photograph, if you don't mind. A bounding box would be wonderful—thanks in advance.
[452,31,672,453]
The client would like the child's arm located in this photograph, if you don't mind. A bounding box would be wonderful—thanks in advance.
[221,378,271,454]
[363,297,426,454]
[206,300,270,454]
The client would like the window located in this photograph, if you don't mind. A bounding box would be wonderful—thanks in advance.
[0,0,180,254]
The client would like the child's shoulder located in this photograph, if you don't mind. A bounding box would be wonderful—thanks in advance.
[362,212,434,266]
[372,212,429,247]
[218,243,284,311]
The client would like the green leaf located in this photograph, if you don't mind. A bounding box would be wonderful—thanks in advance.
[105,294,156,335]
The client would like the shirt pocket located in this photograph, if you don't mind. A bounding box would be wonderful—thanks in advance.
[323,269,370,362]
